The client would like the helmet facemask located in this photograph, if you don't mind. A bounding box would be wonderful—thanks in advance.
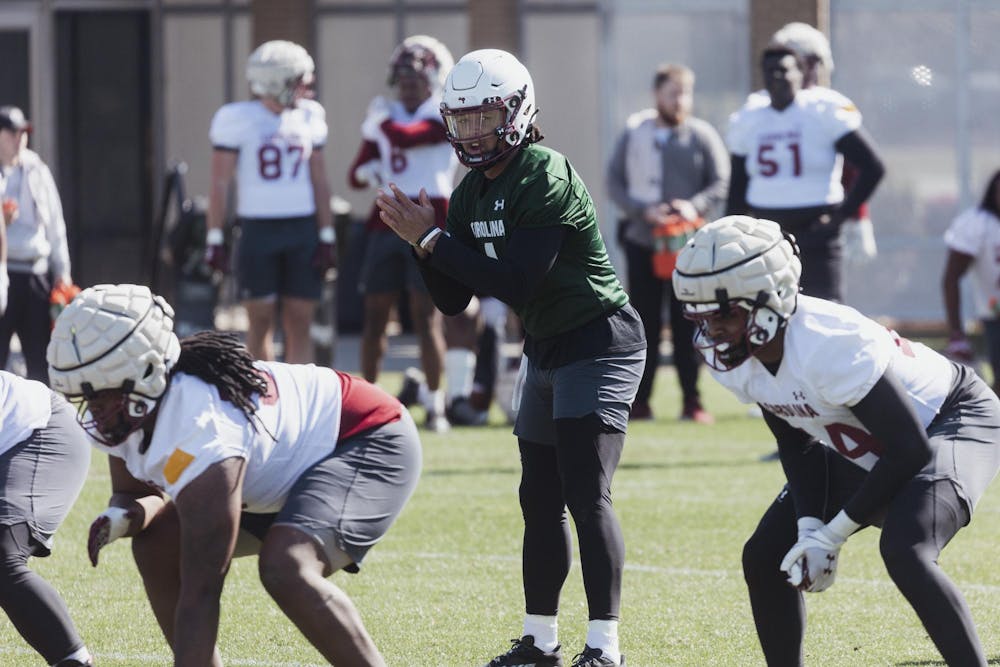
[441,87,528,169]
[389,46,438,90]
[672,215,802,371]
[76,381,158,447]
[684,293,786,371]
[387,35,454,95]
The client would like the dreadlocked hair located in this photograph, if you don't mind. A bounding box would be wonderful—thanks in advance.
[172,331,268,425]
[525,123,544,146]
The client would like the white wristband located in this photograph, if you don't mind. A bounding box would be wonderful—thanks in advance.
[206,228,224,246]
[100,506,132,542]
[318,226,336,244]
[418,227,444,250]
[826,509,861,541]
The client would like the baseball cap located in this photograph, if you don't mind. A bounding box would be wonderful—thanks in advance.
[0,106,31,133]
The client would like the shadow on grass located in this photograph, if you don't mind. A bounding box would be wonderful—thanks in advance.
[618,457,770,472]
[896,657,1000,665]
[423,456,766,478]
[423,466,520,477]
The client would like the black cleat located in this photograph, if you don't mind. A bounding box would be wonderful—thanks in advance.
[485,635,563,667]
[447,396,489,426]
[570,646,624,667]
[397,367,425,407]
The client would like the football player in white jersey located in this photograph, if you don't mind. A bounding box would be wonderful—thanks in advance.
[942,168,1000,392]
[47,284,421,666]
[725,45,884,303]
[205,40,335,364]
[673,216,1000,667]
[348,35,460,432]
[0,371,92,666]
[766,22,880,273]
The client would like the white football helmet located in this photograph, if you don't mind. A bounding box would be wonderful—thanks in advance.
[47,284,181,445]
[672,216,801,370]
[770,22,834,74]
[440,49,538,169]
[388,35,454,94]
[246,40,315,107]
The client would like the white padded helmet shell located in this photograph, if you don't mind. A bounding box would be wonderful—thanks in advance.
[47,283,180,401]
[672,215,801,320]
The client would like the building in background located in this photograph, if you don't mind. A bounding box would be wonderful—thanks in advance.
[0,0,996,324]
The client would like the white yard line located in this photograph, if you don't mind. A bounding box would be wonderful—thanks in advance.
[384,550,1000,593]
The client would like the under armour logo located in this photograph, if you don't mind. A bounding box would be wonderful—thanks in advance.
[494,199,505,211]
[792,390,806,400]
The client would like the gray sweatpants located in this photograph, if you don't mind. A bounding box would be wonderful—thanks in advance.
[0,393,90,555]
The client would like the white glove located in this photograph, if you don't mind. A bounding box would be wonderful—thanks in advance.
[780,510,859,593]
[796,516,825,541]
[353,159,383,187]
[87,506,134,567]
[511,353,528,414]
[361,96,391,141]
[787,516,825,586]
[840,217,877,266]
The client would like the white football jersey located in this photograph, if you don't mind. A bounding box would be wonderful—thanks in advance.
[209,99,328,218]
[0,371,53,457]
[371,95,458,199]
[944,207,1000,319]
[741,86,856,112]
[94,361,343,513]
[727,87,862,208]
[708,296,954,471]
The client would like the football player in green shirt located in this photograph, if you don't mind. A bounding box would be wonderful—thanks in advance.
[376,48,644,667]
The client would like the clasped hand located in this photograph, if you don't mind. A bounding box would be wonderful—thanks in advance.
[780,511,859,593]
[374,184,436,247]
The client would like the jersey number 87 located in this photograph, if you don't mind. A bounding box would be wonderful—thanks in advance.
[258,142,304,180]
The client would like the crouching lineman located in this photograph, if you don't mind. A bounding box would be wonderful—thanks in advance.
[0,371,92,666]
[672,215,1000,666]
[47,284,421,666]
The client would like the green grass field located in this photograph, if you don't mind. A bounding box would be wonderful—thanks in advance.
[4,367,1000,666]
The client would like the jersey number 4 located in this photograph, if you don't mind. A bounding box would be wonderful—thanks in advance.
[757,142,801,177]
[824,423,884,460]
[258,142,304,180]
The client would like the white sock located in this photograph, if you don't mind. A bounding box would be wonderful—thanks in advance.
[423,388,445,415]
[523,614,559,652]
[586,619,620,663]
[52,646,91,666]
[444,348,476,403]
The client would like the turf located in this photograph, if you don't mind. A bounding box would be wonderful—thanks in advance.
[3,368,1000,666]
